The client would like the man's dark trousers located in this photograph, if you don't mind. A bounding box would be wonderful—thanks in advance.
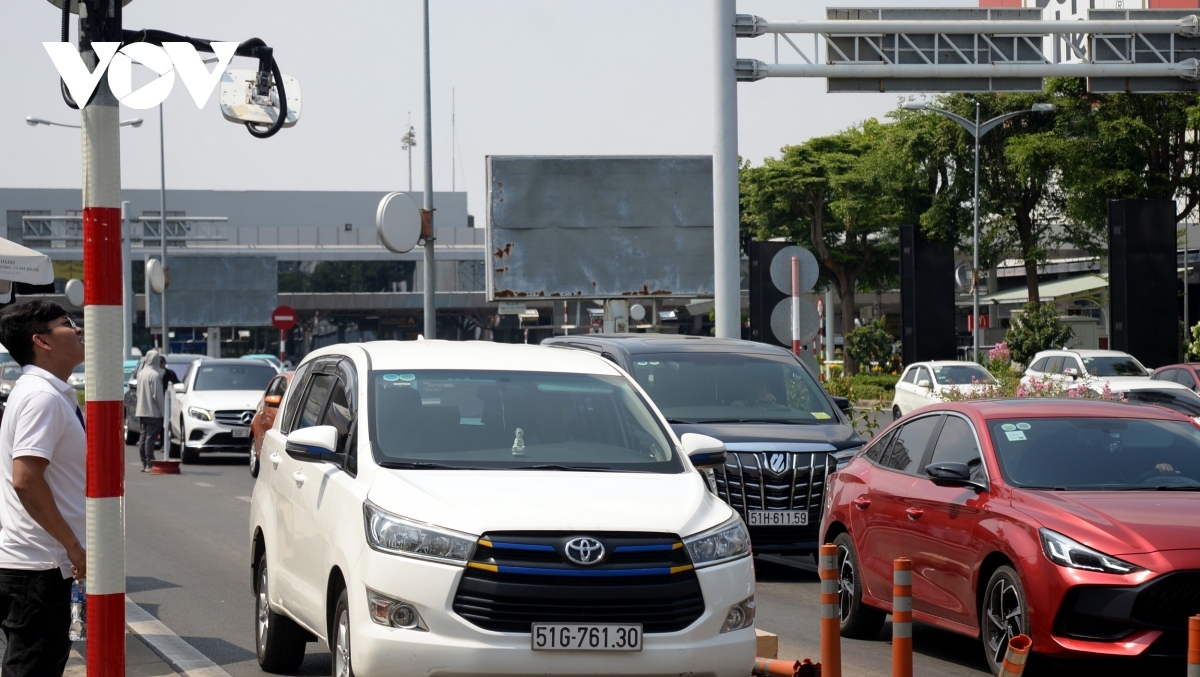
[139,416,163,467]
[0,568,73,676]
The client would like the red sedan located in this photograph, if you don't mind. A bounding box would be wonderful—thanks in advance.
[821,399,1200,673]
[248,371,292,478]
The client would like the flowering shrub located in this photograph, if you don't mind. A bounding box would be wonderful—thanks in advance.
[943,373,1127,403]
[988,342,1011,367]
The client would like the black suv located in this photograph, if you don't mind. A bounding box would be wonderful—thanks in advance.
[542,334,863,555]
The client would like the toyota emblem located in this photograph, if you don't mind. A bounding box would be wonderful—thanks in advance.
[767,453,789,475]
[241,411,254,426]
[563,537,605,566]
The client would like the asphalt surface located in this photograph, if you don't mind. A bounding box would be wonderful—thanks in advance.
[124,442,1181,677]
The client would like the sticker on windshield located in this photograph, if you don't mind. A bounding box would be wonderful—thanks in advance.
[1005,430,1027,441]
[383,374,400,382]
[812,412,830,419]
[1016,422,1031,430]
[1001,423,1016,431]
[398,374,416,381]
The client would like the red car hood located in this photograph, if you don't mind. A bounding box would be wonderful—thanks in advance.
[1012,489,1200,556]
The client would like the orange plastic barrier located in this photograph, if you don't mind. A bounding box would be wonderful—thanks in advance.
[751,657,821,677]
[891,557,912,677]
[998,634,1032,677]
[818,544,842,677]
[1189,615,1200,677]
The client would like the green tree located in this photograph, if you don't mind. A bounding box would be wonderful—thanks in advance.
[844,318,895,373]
[1004,301,1074,366]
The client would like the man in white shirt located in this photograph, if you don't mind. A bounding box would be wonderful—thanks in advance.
[0,300,86,677]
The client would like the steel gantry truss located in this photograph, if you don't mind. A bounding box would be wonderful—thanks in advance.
[708,4,1200,340]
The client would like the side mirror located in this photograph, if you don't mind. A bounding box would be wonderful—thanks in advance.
[681,433,727,470]
[1062,367,1079,378]
[172,383,186,393]
[286,425,340,463]
[831,396,852,414]
[925,461,985,491]
[264,394,283,407]
[917,379,932,389]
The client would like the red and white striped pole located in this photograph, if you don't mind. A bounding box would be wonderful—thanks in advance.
[892,557,913,677]
[791,256,800,355]
[818,544,842,677]
[80,5,126,674]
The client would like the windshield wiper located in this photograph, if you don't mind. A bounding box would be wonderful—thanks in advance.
[664,418,699,425]
[691,418,816,425]
[508,464,626,472]
[377,461,481,470]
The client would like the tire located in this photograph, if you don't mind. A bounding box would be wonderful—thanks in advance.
[331,587,355,677]
[255,552,307,673]
[892,405,902,421]
[249,447,260,478]
[182,445,201,464]
[833,532,886,639]
[981,565,1029,676]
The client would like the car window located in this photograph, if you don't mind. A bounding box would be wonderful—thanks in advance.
[930,364,995,385]
[321,379,353,452]
[1030,357,1048,372]
[927,416,985,482]
[1045,356,1064,374]
[1178,369,1198,391]
[297,374,336,430]
[193,364,277,392]
[902,368,918,384]
[1151,369,1173,383]
[266,376,288,398]
[280,361,314,434]
[369,369,681,472]
[1080,355,1149,377]
[865,428,898,464]
[880,415,940,475]
[917,367,932,385]
[3,364,22,380]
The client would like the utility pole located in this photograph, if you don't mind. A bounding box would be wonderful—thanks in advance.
[422,0,436,339]
[77,2,128,674]
[158,102,169,354]
[712,0,740,339]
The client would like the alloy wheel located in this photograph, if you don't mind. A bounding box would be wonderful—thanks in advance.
[256,567,270,656]
[984,577,1023,667]
[836,543,855,623]
[333,607,351,677]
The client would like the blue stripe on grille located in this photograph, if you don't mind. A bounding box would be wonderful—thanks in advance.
[613,544,675,553]
[489,542,558,553]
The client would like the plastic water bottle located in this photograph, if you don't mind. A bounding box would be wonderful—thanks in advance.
[68,579,86,641]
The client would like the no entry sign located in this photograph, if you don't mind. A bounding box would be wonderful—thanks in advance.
[272,305,297,332]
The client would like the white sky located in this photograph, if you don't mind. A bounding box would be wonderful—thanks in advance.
[2,0,974,221]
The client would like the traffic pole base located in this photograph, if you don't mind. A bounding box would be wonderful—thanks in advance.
[150,460,181,475]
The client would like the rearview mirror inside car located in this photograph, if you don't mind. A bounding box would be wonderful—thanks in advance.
[681,433,727,470]
[286,425,340,463]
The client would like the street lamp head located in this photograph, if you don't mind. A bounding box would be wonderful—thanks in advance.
[902,102,927,111]
[25,116,46,126]
[1032,103,1055,112]
[121,118,144,128]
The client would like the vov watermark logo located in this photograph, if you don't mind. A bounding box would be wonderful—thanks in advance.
[43,42,237,109]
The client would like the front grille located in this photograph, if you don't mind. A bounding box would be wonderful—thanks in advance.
[452,532,705,634]
[1132,571,1200,630]
[214,410,253,427]
[711,451,831,548]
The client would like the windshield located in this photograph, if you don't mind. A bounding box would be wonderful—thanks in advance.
[1122,389,1200,418]
[369,370,680,472]
[990,417,1200,490]
[1082,356,1148,377]
[625,352,835,424]
[193,364,276,392]
[71,363,85,374]
[931,364,995,386]
[3,365,21,380]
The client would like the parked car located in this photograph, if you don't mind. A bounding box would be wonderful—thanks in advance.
[1115,381,1200,421]
[248,371,293,478]
[1022,349,1152,390]
[249,341,756,676]
[542,334,860,556]
[822,398,1200,673]
[170,358,278,463]
[67,363,85,391]
[123,352,204,445]
[122,359,138,395]
[242,353,284,373]
[1151,363,1200,394]
[0,361,22,401]
[892,361,996,418]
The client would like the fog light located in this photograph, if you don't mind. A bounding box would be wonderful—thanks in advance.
[366,588,427,631]
[720,596,755,633]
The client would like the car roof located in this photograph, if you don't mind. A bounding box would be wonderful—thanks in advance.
[541,334,792,357]
[907,361,986,368]
[311,340,624,376]
[1110,380,1190,393]
[1033,349,1133,358]
[937,398,1187,420]
[1154,364,1198,372]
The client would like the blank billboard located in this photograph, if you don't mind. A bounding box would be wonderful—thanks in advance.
[146,255,277,328]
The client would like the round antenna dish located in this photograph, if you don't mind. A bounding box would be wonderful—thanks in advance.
[376,192,422,254]
[64,278,84,308]
[629,304,646,322]
[145,259,166,294]
[770,297,820,346]
[769,246,819,295]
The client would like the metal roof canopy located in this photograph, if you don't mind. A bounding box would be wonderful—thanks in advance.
[963,274,1108,306]
[733,7,1200,93]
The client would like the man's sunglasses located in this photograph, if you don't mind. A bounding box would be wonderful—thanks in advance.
[45,317,79,332]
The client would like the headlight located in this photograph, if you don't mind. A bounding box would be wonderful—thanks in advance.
[187,406,213,421]
[832,447,861,471]
[683,514,751,568]
[1039,529,1143,575]
[0,384,10,396]
[363,501,477,565]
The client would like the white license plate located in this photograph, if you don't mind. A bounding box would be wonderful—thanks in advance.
[531,624,642,652]
[747,510,808,526]
[231,428,250,438]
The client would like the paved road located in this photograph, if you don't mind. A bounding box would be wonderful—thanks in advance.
[124,443,1178,677]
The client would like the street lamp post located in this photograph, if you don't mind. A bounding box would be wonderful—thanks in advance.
[902,100,1054,363]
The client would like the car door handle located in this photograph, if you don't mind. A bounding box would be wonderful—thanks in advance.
[852,497,871,510]
[292,471,306,486]
[906,507,924,520]
[269,453,281,468]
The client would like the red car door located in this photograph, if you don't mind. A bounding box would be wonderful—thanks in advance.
[905,413,991,632]
[852,414,942,605]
